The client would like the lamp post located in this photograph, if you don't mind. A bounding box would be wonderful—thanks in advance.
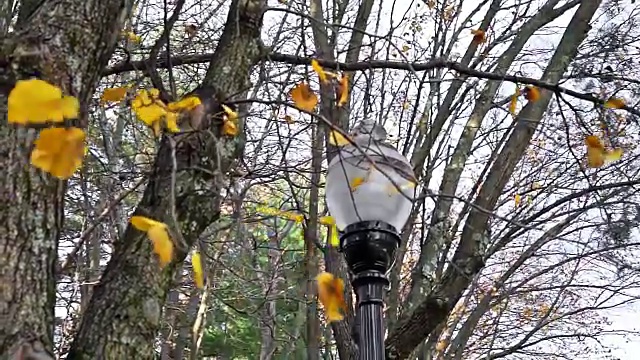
[325,120,417,360]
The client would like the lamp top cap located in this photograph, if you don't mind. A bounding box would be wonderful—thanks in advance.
[350,119,387,142]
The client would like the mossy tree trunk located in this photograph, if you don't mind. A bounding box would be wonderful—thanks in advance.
[0,0,134,358]
[65,0,268,358]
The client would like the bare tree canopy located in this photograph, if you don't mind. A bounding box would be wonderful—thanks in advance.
[1,0,639,359]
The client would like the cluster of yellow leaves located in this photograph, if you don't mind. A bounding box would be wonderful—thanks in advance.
[255,206,340,246]
[130,215,204,288]
[509,86,541,116]
[289,59,349,116]
[584,135,623,168]
[129,88,200,137]
[316,272,346,322]
[7,79,85,179]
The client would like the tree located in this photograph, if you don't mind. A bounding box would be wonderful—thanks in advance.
[3,0,640,359]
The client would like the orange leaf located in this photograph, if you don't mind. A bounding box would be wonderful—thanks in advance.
[316,272,346,322]
[523,86,540,102]
[290,83,318,112]
[471,29,486,44]
[337,74,349,107]
[585,135,623,168]
[604,97,625,109]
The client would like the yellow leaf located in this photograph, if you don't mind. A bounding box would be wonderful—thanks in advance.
[148,225,174,268]
[8,79,79,124]
[402,45,410,52]
[222,120,238,136]
[316,272,346,322]
[349,176,366,192]
[336,74,349,107]
[130,215,173,267]
[318,216,335,226]
[165,112,180,133]
[471,29,486,44]
[284,115,294,124]
[192,251,204,289]
[290,83,318,112]
[402,101,410,110]
[130,215,165,232]
[281,211,304,223]
[256,206,280,217]
[221,104,238,122]
[509,88,520,116]
[523,307,533,320]
[386,181,417,195]
[30,127,86,179]
[167,96,201,111]
[329,224,339,247]
[101,87,128,103]
[328,129,350,146]
[604,97,625,109]
[125,31,141,43]
[311,59,328,83]
[604,148,623,162]
[435,340,448,352]
[514,194,521,206]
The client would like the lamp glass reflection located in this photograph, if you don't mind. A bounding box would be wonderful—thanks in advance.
[325,143,416,232]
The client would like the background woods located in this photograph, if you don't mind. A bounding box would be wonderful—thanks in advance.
[1,0,640,359]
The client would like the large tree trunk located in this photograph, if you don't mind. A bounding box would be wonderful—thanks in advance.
[65,0,267,358]
[385,1,603,358]
[0,0,134,358]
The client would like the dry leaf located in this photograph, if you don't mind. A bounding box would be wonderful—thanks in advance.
[185,24,198,38]
[471,29,486,44]
[284,115,294,124]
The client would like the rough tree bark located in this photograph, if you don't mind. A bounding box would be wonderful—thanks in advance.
[0,0,134,358]
[385,1,603,358]
[65,0,268,358]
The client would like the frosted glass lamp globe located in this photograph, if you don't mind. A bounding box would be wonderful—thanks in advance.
[325,140,416,233]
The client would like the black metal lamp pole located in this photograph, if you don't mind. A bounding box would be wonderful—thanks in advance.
[340,220,401,360]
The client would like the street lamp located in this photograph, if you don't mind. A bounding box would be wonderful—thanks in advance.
[325,120,417,360]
